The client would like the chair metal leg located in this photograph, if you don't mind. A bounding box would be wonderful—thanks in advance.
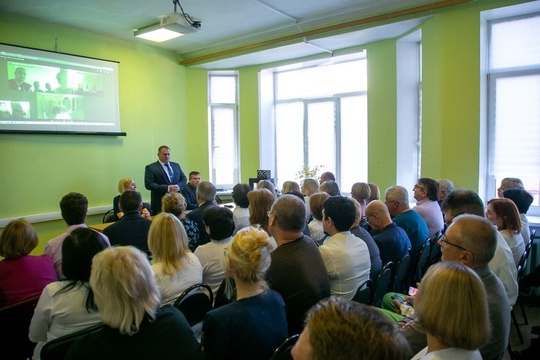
[511,309,524,345]
[518,298,528,325]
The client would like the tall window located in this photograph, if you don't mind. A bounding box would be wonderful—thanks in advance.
[487,14,540,210]
[208,72,239,188]
[266,55,367,191]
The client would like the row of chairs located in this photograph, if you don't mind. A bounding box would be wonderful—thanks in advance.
[352,230,444,307]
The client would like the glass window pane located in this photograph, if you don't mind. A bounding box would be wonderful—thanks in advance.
[275,102,304,186]
[210,76,237,104]
[276,59,366,100]
[491,16,540,70]
[211,107,236,186]
[341,95,368,192]
[307,101,336,174]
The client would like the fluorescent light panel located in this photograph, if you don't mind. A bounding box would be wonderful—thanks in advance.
[135,25,185,42]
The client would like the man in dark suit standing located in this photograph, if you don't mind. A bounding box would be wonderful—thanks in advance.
[187,181,217,248]
[144,145,187,215]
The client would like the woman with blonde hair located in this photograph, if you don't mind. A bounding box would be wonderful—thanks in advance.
[112,177,150,220]
[148,213,203,306]
[413,262,490,359]
[486,198,525,266]
[0,218,57,308]
[202,227,288,359]
[282,180,301,194]
[161,192,200,251]
[65,246,202,359]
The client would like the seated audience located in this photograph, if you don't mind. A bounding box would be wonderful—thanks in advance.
[367,183,380,203]
[194,207,234,295]
[202,227,288,359]
[308,192,330,242]
[365,200,411,266]
[29,228,108,359]
[0,218,57,308]
[412,262,490,360]
[45,192,109,279]
[291,297,409,360]
[503,187,534,245]
[391,215,510,360]
[65,246,202,359]
[256,179,278,197]
[441,189,517,306]
[281,180,301,194]
[412,178,444,238]
[181,171,201,210]
[319,196,371,300]
[103,191,152,259]
[148,213,203,306]
[113,177,151,220]
[497,177,524,197]
[436,179,454,205]
[385,186,429,265]
[187,181,217,247]
[266,195,330,335]
[231,183,251,234]
[350,198,382,281]
[320,180,340,196]
[319,171,335,185]
[161,192,200,251]
[351,182,371,221]
[486,198,525,266]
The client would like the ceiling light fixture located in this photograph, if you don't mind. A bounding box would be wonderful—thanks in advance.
[134,0,201,42]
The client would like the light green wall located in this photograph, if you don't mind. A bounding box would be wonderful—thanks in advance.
[0,13,198,252]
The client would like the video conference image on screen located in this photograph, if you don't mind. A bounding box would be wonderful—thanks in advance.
[0,43,121,134]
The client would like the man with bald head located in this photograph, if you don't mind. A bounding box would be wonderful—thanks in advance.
[393,215,510,359]
[266,194,330,335]
[366,200,410,266]
[385,186,428,264]
[319,171,335,185]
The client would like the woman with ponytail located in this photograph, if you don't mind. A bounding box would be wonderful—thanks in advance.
[201,226,288,359]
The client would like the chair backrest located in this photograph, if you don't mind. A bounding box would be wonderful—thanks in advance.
[40,323,105,360]
[173,283,214,326]
[529,229,536,248]
[352,279,372,304]
[414,239,431,283]
[371,262,394,307]
[269,334,299,360]
[0,296,39,360]
[213,278,235,309]
[393,251,411,293]
[428,230,443,265]
[102,209,115,223]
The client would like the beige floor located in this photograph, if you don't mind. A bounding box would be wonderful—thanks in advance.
[504,294,540,359]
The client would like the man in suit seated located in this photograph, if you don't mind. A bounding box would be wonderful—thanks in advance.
[144,145,187,215]
[104,191,152,259]
[181,171,201,210]
[187,181,217,248]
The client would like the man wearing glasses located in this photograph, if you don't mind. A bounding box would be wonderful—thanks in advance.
[412,178,444,238]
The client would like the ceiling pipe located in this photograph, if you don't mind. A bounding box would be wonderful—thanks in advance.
[180,0,474,66]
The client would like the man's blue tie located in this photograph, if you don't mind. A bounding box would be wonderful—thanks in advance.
[165,163,173,183]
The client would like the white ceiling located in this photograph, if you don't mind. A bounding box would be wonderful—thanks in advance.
[0,0,460,68]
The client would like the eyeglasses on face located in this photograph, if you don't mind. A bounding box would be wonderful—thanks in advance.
[267,211,273,218]
[384,200,400,205]
[413,185,424,191]
[438,234,474,258]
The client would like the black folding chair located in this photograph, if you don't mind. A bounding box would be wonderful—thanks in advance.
[269,334,299,360]
[371,262,394,307]
[41,323,104,360]
[173,283,214,326]
[352,279,372,305]
[393,250,411,293]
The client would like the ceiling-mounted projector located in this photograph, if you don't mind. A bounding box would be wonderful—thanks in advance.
[135,13,201,42]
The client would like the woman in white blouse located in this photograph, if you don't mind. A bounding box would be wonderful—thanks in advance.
[29,228,108,359]
[148,212,203,306]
